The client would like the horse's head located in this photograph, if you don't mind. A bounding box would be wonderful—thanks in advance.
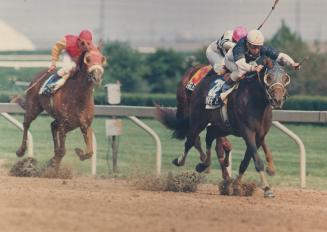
[262,62,291,109]
[82,47,106,85]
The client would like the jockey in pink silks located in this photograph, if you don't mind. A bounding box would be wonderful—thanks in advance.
[206,26,248,75]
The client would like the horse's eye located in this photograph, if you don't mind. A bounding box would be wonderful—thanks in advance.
[84,56,91,64]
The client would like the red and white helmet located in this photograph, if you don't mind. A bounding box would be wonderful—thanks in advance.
[79,30,93,43]
[232,26,248,42]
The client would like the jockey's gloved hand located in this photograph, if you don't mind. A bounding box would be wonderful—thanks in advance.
[292,62,301,70]
[253,65,264,73]
[48,64,56,73]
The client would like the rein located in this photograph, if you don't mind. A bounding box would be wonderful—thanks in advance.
[255,66,288,105]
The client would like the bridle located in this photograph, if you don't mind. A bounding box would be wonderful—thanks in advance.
[256,65,290,107]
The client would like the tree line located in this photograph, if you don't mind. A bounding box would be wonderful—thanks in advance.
[102,22,327,96]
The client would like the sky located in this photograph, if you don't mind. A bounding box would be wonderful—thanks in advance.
[0,0,325,50]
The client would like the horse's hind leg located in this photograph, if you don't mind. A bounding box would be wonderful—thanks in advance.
[75,125,94,161]
[215,137,231,180]
[220,137,232,167]
[48,121,67,167]
[194,136,206,162]
[16,100,43,157]
[173,126,203,166]
[261,139,275,176]
[195,126,215,173]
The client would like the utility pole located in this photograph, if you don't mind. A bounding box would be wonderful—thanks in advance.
[99,0,105,41]
[295,0,301,35]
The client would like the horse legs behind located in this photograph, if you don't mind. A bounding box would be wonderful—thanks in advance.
[75,125,94,161]
[173,123,205,166]
[194,136,207,162]
[195,126,216,173]
[16,97,43,157]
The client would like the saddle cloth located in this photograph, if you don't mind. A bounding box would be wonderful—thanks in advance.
[186,65,212,91]
[205,76,238,109]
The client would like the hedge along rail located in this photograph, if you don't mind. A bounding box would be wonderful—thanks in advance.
[1,103,327,187]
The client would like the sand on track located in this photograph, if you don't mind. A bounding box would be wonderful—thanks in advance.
[0,175,327,232]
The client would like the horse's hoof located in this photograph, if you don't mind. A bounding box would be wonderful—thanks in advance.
[195,163,209,173]
[172,158,182,167]
[47,158,58,168]
[75,148,85,161]
[265,166,276,176]
[199,154,207,162]
[16,149,25,157]
[263,187,275,198]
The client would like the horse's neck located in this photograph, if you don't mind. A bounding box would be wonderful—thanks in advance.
[67,71,94,104]
[238,80,268,110]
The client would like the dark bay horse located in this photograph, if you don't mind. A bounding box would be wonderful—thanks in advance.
[175,64,232,171]
[174,64,276,177]
[15,46,106,167]
[157,60,290,197]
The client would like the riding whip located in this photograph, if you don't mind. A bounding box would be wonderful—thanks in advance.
[257,0,280,30]
[24,70,52,94]
[298,56,309,66]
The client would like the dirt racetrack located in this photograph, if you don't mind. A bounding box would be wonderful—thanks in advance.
[1,175,327,232]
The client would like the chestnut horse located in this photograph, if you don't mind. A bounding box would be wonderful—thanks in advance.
[15,46,106,167]
[175,64,275,178]
[157,60,291,197]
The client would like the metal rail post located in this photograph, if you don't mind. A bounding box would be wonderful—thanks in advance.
[272,121,306,188]
[128,116,162,177]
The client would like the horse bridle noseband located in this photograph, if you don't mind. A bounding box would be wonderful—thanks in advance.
[258,67,290,104]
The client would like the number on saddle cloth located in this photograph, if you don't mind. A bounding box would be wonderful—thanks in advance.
[205,76,226,108]
[39,73,60,96]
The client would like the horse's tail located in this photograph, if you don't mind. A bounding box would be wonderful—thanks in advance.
[10,95,26,110]
[155,105,189,140]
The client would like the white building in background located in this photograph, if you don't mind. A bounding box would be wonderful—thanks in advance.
[0,20,35,51]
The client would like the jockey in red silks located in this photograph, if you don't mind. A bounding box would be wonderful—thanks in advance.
[206,26,247,75]
[45,30,94,92]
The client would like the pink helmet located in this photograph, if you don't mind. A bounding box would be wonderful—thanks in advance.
[232,26,248,42]
[79,30,93,42]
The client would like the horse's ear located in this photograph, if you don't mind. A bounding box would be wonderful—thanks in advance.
[264,58,273,69]
[264,73,273,86]
[282,74,291,87]
[102,56,108,66]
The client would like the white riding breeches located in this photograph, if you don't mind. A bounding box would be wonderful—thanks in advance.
[57,54,76,80]
[206,41,224,73]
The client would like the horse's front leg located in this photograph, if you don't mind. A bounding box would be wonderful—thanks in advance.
[75,125,93,161]
[48,122,67,168]
[237,129,274,198]
[261,139,275,176]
